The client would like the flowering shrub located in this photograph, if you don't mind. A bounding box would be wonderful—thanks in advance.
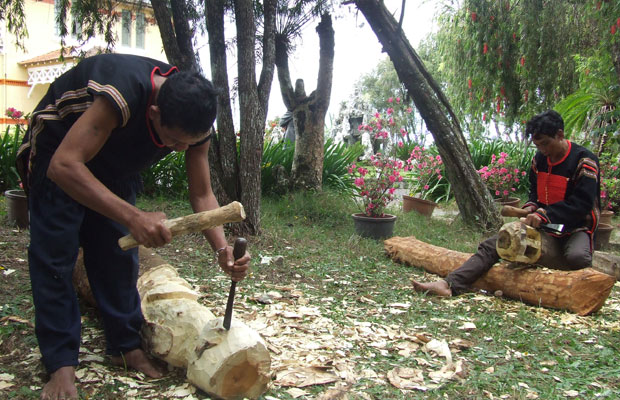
[600,155,619,211]
[406,146,444,200]
[5,107,24,120]
[357,97,413,153]
[601,175,620,211]
[1,107,28,191]
[348,152,404,217]
[477,152,526,201]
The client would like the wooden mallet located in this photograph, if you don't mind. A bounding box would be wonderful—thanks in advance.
[118,201,246,251]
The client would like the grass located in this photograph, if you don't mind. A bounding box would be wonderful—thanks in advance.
[0,191,619,399]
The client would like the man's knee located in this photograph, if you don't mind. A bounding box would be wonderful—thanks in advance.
[564,250,592,269]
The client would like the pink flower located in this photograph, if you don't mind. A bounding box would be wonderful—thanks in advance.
[388,97,393,103]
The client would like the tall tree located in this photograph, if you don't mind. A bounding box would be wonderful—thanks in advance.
[423,0,610,140]
[351,0,503,230]
[1,0,277,235]
[275,11,334,190]
[204,0,277,235]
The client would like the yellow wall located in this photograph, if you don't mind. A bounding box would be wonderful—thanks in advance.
[1,0,167,130]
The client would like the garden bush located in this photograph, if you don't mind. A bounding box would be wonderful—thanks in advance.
[0,125,26,192]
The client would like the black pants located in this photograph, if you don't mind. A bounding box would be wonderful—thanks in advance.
[28,176,142,374]
[444,231,593,295]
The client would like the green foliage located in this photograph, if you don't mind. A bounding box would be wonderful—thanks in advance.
[140,152,188,199]
[322,139,364,193]
[420,0,618,138]
[261,139,294,194]
[0,125,25,192]
[554,53,620,150]
[261,138,364,195]
[469,138,535,195]
[0,0,28,49]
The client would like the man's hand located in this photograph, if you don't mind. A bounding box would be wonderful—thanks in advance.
[127,210,172,248]
[217,246,250,282]
[523,212,543,228]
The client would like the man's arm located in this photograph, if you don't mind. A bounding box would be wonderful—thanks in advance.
[47,95,172,248]
[185,141,249,281]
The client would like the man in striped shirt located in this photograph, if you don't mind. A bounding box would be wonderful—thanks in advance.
[16,54,250,400]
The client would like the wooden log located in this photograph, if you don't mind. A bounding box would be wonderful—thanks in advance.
[118,201,246,250]
[592,251,620,280]
[73,247,271,399]
[384,236,616,316]
[497,221,620,276]
[496,221,571,269]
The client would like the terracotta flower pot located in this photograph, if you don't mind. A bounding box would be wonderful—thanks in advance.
[494,196,520,208]
[352,213,397,240]
[402,195,437,217]
[594,223,614,251]
[4,189,29,229]
[600,210,614,226]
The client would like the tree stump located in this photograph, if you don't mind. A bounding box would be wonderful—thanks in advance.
[384,236,616,316]
[73,247,271,399]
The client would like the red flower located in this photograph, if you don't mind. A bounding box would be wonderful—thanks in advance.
[483,43,488,54]
[611,25,617,35]
[471,12,477,22]
[468,78,472,89]
[520,56,525,66]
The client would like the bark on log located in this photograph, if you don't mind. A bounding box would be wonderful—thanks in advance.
[73,247,271,399]
[384,236,615,316]
[592,251,620,280]
[118,202,246,250]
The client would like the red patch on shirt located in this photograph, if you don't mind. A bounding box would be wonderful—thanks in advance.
[537,172,568,205]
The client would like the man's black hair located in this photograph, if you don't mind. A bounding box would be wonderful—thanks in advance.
[525,110,564,138]
[157,71,218,136]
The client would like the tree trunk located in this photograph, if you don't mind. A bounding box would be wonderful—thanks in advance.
[73,247,272,399]
[205,0,238,206]
[353,0,502,231]
[275,13,335,190]
[151,0,278,236]
[233,0,277,235]
[150,0,199,72]
[384,236,616,316]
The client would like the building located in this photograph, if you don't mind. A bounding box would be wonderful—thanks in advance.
[0,0,166,129]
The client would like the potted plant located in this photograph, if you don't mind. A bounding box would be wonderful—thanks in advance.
[478,152,526,207]
[2,107,29,229]
[348,152,404,240]
[403,146,444,216]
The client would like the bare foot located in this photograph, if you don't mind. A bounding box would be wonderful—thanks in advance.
[40,366,78,400]
[111,348,164,378]
[412,279,453,297]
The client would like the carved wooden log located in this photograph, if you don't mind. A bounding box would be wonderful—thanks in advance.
[73,247,271,399]
[384,236,615,316]
[118,201,246,250]
[497,221,620,276]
